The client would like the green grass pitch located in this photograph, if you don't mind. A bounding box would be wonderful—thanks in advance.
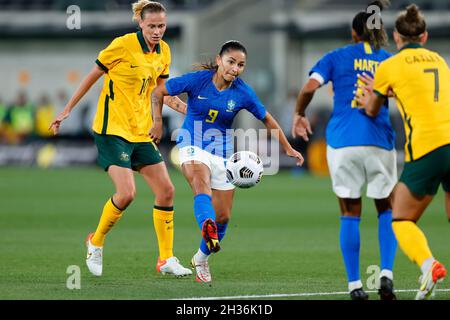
[0,167,448,300]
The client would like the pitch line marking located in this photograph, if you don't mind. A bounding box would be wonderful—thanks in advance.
[174,288,450,300]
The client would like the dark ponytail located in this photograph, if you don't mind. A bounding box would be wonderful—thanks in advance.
[194,40,248,71]
[352,0,390,50]
[395,4,426,42]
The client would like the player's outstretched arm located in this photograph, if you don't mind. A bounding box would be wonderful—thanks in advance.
[164,96,187,115]
[49,65,104,135]
[156,78,187,115]
[262,112,304,166]
[291,78,320,141]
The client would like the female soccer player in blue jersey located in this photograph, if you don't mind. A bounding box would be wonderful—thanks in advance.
[291,1,397,300]
[151,40,304,284]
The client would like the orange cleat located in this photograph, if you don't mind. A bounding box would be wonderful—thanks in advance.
[415,261,447,300]
[202,219,220,253]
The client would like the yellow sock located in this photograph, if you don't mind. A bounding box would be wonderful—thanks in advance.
[392,220,433,267]
[153,206,174,260]
[91,198,123,247]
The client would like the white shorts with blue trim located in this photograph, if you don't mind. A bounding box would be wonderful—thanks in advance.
[178,146,235,191]
[326,145,397,199]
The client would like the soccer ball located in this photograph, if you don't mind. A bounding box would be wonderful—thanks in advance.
[226,151,264,188]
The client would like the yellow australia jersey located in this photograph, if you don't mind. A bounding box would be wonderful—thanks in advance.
[373,44,450,162]
[93,31,171,142]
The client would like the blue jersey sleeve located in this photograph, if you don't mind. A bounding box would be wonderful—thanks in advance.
[244,86,267,120]
[165,71,198,96]
[309,51,336,84]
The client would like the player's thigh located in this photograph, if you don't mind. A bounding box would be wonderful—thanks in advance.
[327,146,365,198]
[212,189,235,224]
[108,165,136,197]
[179,146,213,195]
[365,147,397,199]
[139,161,174,197]
[392,183,433,222]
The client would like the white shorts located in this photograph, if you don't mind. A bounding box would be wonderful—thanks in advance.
[178,146,235,191]
[326,146,397,199]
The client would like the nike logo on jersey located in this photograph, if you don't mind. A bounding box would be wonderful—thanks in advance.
[130,65,139,68]
[197,95,208,100]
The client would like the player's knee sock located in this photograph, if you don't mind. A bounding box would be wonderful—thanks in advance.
[153,206,174,260]
[91,198,123,247]
[378,210,397,276]
[199,222,228,255]
[193,194,216,229]
[392,220,433,267]
[340,216,361,284]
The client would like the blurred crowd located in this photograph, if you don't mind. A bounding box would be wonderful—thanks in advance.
[0,90,92,145]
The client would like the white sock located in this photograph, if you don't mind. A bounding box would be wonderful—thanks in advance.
[348,280,363,292]
[421,257,435,275]
[194,249,209,263]
[380,269,393,280]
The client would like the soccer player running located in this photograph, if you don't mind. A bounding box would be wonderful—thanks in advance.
[292,1,398,300]
[356,4,449,300]
[151,40,304,284]
[50,1,192,277]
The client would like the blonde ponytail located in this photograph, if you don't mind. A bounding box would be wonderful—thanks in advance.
[132,0,166,22]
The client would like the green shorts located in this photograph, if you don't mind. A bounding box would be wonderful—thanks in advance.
[399,144,450,196]
[93,133,163,171]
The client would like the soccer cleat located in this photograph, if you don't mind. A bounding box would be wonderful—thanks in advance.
[202,218,220,253]
[191,256,212,285]
[415,261,447,300]
[350,288,369,300]
[85,232,103,276]
[378,276,397,300]
[156,257,192,277]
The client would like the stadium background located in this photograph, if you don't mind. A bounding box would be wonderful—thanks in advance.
[0,0,449,300]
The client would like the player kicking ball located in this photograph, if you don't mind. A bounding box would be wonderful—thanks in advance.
[151,40,303,284]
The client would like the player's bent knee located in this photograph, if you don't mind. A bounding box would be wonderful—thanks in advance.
[116,189,136,207]
[215,209,231,224]
[156,183,175,203]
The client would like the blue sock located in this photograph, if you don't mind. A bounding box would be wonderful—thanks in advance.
[340,216,361,283]
[378,210,397,272]
[193,194,216,230]
[200,222,228,255]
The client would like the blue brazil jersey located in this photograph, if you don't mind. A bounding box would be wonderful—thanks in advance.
[310,42,395,150]
[166,70,267,158]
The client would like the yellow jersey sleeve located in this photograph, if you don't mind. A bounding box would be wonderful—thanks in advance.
[96,37,125,73]
[373,59,391,97]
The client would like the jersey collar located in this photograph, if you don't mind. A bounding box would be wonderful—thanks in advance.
[400,43,422,51]
[136,31,161,54]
